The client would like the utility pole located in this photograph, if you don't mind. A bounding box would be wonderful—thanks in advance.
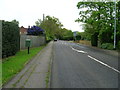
[114,0,116,49]
[43,14,45,22]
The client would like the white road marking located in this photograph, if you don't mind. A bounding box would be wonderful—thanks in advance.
[70,45,119,73]
[70,46,87,54]
[88,55,120,74]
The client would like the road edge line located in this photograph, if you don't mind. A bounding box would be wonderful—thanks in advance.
[88,55,120,74]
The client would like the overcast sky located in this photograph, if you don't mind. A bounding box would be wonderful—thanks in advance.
[0,0,85,32]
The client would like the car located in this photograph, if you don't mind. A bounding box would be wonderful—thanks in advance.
[54,39,57,41]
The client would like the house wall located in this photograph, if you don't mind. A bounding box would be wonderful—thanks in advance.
[20,35,46,49]
[20,27,27,34]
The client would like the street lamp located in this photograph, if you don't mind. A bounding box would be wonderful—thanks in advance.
[114,0,116,49]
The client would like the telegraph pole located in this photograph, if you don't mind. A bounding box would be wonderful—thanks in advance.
[114,0,116,49]
[43,14,45,22]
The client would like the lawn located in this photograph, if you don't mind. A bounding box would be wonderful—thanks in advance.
[2,45,46,85]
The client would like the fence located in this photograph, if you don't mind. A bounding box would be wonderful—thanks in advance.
[20,34,46,49]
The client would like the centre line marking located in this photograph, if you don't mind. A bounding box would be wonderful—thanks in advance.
[88,55,120,74]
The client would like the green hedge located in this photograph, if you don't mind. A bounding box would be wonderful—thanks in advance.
[117,41,120,50]
[91,32,98,46]
[2,20,20,58]
[100,43,114,50]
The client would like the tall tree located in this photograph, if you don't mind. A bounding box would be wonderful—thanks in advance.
[35,15,74,41]
[35,16,63,40]
[11,19,19,25]
[76,1,117,47]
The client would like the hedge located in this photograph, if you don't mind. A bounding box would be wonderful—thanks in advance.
[100,43,114,50]
[2,20,20,58]
[27,26,44,36]
[91,32,98,46]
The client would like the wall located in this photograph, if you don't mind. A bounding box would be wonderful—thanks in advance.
[20,26,27,35]
[20,35,46,49]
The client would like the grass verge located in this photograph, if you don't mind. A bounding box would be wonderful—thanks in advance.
[2,45,46,85]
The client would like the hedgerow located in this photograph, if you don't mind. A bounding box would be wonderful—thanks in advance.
[2,20,20,58]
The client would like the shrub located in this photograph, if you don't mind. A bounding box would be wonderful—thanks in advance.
[99,30,113,44]
[2,20,20,58]
[100,43,114,50]
[76,34,81,40]
[117,41,120,50]
[91,32,98,46]
[27,26,44,36]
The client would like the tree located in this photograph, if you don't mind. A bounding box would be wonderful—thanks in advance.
[61,28,73,40]
[35,15,74,41]
[35,16,63,41]
[76,1,119,48]
[11,19,19,25]
[27,26,44,36]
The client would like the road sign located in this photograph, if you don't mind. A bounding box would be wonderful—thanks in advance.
[73,32,77,37]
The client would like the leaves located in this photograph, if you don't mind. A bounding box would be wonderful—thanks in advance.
[35,16,73,41]
[76,1,120,48]
[27,26,44,36]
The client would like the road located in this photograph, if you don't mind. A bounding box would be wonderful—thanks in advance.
[51,41,119,88]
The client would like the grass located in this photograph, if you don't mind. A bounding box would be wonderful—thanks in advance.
[45,71,50,88]
[2,45,46,85]
[45,59,51,88]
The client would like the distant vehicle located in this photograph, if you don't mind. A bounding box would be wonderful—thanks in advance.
[54,39,57,41]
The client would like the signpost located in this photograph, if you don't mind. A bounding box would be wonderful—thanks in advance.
[25,39,31,54]
[73,31,77,41]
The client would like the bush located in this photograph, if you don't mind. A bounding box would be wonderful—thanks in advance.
[2,20,20,58]
[27,26,44,36]
[91,32,98,46]
[117,41,120,50]
[76,34,81,40]
[100,43,114,50]
[99,30,113,44]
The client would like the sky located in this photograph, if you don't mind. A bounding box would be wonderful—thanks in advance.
[0,0,85,32]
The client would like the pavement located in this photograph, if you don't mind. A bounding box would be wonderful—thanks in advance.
[3,41,53,88]
[51,40,119,88]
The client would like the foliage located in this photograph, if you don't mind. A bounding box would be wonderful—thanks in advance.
[91,32,98,46]
[76,32,81,40]
[100,43,114,50]
[35,15,74,41]
[117,41,120,50]
[76,1,120,49]
[11,19,19,25]
[2,20,20,58]
[99,29,113,44]
[27,26,44,36]
[35,16,63,41]
[61,28,73,40]
[2,45,45,85]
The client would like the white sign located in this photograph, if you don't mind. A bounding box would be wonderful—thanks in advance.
[73,32,77,37]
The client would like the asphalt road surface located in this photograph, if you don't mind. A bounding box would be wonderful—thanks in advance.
[51,40,119,88]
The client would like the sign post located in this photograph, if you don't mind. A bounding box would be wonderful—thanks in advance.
[73,31,77,41]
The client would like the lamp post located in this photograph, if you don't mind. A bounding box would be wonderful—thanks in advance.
[114,0,116,49]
